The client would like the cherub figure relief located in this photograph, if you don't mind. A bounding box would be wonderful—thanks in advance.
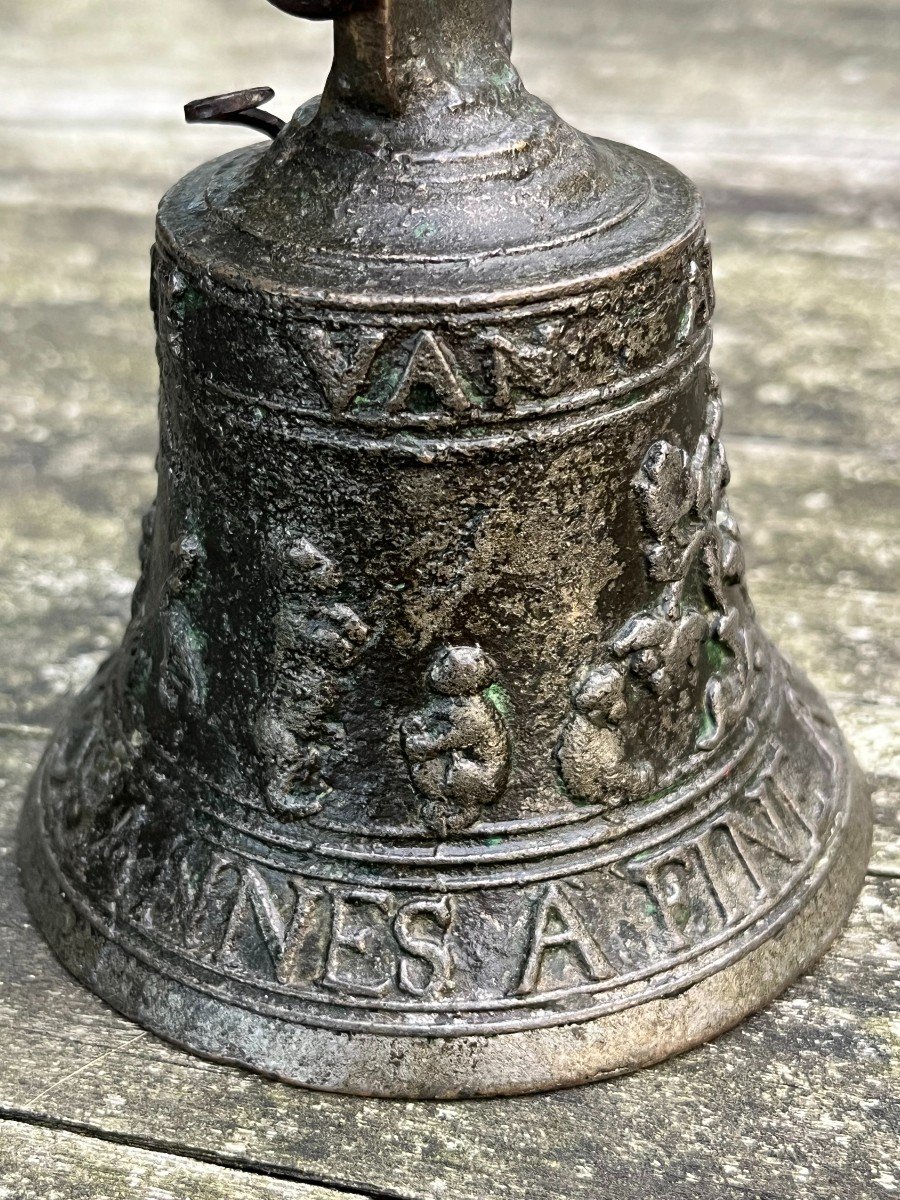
[401,645,511,837]
[157,530,208,727]
[254,532,370,820]
[556,665,654,811]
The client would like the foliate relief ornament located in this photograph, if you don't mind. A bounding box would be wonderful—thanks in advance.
[254,533,371,819]
[556,664,655,812]
[558,381,757,811]
[400,646,512,836]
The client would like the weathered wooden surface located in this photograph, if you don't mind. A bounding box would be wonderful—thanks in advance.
[1,0,898,1195]
[0,1121,350,1200]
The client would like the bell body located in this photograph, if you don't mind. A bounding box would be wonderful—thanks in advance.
[20,0,870,1098]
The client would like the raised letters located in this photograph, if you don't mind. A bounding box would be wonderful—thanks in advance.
[112,723,833,1022]
[627,762,819,945]
[322,889,394,998]
[516,883,615,996]
[206,857,319,984]
[394,896,455,997]
[387,331,470,414]
[303,326,384,414]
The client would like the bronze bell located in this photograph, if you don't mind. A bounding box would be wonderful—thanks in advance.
[19,0,872,1099]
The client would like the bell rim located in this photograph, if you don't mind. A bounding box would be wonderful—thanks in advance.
[17,737,871,1100]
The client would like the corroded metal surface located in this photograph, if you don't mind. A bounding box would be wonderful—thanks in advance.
[18,0,872,1098]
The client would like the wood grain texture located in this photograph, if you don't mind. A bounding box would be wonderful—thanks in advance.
[0,1121,354,1200]
[0,0,897,1195]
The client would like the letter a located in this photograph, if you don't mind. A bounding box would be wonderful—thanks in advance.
[515,883,615,996]
[387,331,470,414]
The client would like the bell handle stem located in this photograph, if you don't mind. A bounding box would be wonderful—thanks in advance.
[330,0,514,117]
[267,0,517,120]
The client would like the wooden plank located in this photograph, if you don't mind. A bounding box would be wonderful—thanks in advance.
[2,734,898,1200]
[518,0,900,209]
[0,1120,358,1200]
[710,214,899,452]
[827,697,900,781]
[871,778,900,876]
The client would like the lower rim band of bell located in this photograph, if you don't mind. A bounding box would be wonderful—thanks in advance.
[18,655,871,1098]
